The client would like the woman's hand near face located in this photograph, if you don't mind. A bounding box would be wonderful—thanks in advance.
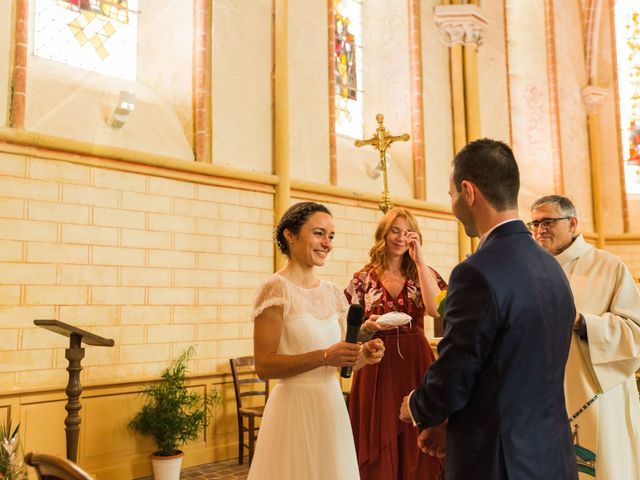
[406,231,425,266]
[406,230,443,318]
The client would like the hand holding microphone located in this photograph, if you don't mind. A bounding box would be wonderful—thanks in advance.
[321,304,385,377]
[321,304,363,374]
[340,304,365,378]
[339,305,386,377]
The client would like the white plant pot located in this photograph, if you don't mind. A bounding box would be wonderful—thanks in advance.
[151,451,184,480]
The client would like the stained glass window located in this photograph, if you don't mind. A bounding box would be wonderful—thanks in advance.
[33,0,138,81]
[335,0,363,138]
[615,0,640,195]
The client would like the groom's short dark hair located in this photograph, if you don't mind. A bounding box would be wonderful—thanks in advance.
[452,138,520,211]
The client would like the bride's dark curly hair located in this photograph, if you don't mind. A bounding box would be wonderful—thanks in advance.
[274,202,332,257]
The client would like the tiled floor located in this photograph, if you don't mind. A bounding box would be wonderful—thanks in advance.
[180,459,249,479]
[141,459,249,479]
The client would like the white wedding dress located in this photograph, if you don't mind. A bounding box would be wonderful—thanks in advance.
[247,273,360,480]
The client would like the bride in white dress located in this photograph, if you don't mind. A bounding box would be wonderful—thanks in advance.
[248,202,385,480]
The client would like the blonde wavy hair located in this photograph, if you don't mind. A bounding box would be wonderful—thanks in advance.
[366,207,422,280]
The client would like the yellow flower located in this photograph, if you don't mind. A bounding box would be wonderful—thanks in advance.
[435,289,447,317]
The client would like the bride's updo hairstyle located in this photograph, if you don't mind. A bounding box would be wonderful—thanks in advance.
[275,202,332,257]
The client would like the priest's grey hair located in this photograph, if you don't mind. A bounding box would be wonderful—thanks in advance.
[530,195,577,218]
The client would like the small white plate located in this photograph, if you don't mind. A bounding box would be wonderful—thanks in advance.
[377,311,412,326]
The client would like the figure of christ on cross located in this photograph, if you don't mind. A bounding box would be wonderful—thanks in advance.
[355,113,410,213]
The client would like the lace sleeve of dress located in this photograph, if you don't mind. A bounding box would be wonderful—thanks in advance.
[251,275,288,321]
[330,282,349,326]
[429,266,448,290]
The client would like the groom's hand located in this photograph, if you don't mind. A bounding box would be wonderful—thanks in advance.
[418,422,447,458]
[399,394,413,423]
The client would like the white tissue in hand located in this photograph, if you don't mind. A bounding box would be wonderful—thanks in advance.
[377,312,412,326]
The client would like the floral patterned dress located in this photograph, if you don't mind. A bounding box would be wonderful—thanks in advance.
[345,267,447,480]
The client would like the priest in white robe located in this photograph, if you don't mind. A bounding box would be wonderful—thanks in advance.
[530,195,640,480]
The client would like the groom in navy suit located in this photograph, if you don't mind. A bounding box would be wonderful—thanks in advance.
[400,139,578,479]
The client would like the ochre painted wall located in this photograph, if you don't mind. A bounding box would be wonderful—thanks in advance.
[0,1,639,479]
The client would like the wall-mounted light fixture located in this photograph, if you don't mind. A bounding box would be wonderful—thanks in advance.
[107,91,136,129]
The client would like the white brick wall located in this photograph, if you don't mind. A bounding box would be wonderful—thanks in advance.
[120,306,171,325]
[91,286,145,305]
[0,153,273,392]
[122,267,172,287]
[62,224,119,246]
[29,200,89,224]
[29,242,89,264]
[93,246,145,266]
[25,286,87,305]
[0,218,57,242]
[604,244,640,278]
[60,305,119,326]
[0,286,20,305]
[0,240,23,261]
[0,198,25,218]
[0,155,468,394]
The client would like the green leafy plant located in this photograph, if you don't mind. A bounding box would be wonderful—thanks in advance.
[129,347,222,456]
[0,420,28,480]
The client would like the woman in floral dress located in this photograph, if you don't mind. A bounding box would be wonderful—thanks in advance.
[345,207,447,480]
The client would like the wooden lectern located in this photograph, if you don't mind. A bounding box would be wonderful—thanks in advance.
[34,320,114,463]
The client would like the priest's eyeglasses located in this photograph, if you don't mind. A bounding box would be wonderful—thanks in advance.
[526,217,571,231]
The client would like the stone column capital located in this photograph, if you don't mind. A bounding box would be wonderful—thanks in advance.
[434,4,489,49]
[582,85,608,113]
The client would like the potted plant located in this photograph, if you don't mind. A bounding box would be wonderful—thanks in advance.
[0,421,28,480]
[129,347,222,480]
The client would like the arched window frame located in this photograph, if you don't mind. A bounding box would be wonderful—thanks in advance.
[334,0,364,139]
[32,0,139,81]
[614,0,640,195]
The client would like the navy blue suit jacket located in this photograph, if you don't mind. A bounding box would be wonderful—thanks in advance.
[410,220,578,480]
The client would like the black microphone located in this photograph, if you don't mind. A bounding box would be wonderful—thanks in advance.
[341,303,364,378]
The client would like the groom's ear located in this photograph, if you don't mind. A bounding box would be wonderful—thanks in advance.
[460,180,475,205]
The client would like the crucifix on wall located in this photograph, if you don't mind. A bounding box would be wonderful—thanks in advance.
[355,113,410,213]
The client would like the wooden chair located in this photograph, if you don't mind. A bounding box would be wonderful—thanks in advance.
[24,452,94,480]
[229,356,269,465]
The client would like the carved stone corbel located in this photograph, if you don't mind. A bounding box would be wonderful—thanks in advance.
[434,4,489,49]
